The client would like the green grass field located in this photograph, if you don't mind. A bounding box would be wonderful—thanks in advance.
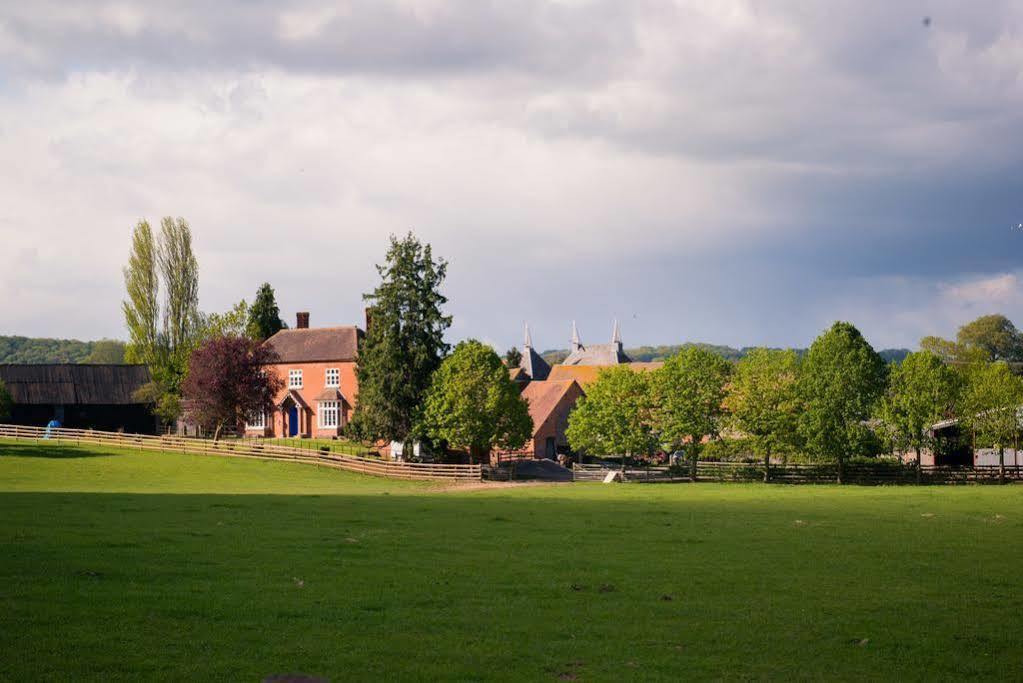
[2,439,1022,681]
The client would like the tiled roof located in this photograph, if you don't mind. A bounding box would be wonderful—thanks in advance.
[263,326,362,363]
[547,362,663,386]
[0,364,151,405]
[561,342,631,366]
[520,380,581,437]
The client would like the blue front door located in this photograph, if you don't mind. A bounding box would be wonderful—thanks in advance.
[289,407,299,436]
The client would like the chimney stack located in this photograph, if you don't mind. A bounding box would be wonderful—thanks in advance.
[296,311,310,329]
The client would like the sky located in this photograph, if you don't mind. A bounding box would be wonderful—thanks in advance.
[1,1,1022,353]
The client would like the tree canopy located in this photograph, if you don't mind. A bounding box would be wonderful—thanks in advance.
[798,322,887,481]
[877,350,959,473]
[651,346,732,476]
[566,366,656,469]
[81,340,127,364]
[419,340,532,462]
[504,347,523,368]
[724,348,801,477]
[122,217,202,422]
[352,233,451,443]
[247,283,287,340]
[956,314,1023,362]
[958,361,1023,454]
[181,335,283,441]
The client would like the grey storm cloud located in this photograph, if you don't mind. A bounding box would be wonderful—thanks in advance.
[0,1,1022,351]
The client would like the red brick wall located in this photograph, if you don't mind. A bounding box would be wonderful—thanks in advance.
[245,360,359,438]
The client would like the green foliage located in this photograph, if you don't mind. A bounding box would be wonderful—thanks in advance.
[246,283,287,340]
[543,342,907,366]
[122,217,203,423]
[0,379,12,419]
[352,233,451,443]
[919,335,962,362]
[797,322,887,472]
[958,361,1023,451]
[724,348,802,460]
[203,300,250,339]
[81,340,127,364]
[651,347,732,456]
[420,340,532,460]
[566,365,656,466]
[877,351,960,461]
[0,336,95,363]
[956,314,1023,361]
[504,347,523,367]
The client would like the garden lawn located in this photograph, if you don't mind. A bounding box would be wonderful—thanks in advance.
[1,439,1022,681]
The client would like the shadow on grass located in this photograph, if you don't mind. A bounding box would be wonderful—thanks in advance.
[0,442,115,459]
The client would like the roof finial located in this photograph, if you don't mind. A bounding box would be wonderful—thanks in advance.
[571,320,581,351]
[612,319,622,346]
[524,322,533,349]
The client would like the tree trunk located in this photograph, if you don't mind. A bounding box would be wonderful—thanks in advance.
[763,446,770,483]
[836,455,844,485]
[213,422,223,442]
[690,446,698,482]
[999,446,1006,485]
[915,445,922,485]
[620,451,628,475]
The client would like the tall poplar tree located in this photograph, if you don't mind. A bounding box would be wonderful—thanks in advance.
[123,220,159,366]
[352,233,451,444]
[122,217,201,422]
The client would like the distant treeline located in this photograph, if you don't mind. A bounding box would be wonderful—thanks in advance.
[541,344,911,365]
[0,336,126,364]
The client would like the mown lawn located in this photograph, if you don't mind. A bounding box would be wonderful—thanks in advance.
[1,439,1022,681]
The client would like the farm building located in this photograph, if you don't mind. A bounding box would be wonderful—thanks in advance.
[245,312,364,439]
[0,363,156,433]
[518,379,584,459]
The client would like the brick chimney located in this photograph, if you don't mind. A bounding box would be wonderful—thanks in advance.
[296,312,310,329]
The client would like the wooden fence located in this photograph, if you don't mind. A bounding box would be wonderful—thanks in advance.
[0,424,481,482]
[573,460,1023,484]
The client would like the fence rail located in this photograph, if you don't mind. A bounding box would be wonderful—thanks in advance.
[0,424,481,482]
[573,460,1023,484]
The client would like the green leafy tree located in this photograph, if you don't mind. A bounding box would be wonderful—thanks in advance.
[798,322,887,483]
[505,347,523,367]
[959,361,1023,483]
[0,379,12,420]
[81,340,127,364]
[419,340,532,463]
[919,335,962,363]
[122,217,202,423]
[566,366,656,472]
[123,220,160,365]
[651,347,732,479]
[352,233,451,444]
[877,351,960,481]
[724,348,802,481]
[203,300,250,339]
[956,314,1023,361]
[247,283,287,340]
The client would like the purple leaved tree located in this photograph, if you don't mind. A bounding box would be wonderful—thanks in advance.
[181,335,284,440]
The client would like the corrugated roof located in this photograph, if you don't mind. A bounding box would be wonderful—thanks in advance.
[520,380,582,437]
[0,364,152,405]
[263,326,362,363]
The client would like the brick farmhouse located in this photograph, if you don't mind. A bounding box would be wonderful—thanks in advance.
[244,312,363,439]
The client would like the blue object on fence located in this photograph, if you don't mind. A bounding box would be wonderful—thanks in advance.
[44,419,61,439]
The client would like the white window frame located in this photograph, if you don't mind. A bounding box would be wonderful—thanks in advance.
[246,411,266,429]
[288,369,303,389]
[325,368,340,388]
[318,400,339,429]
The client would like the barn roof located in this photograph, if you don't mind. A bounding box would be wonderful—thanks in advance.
[262,326,363,363]
[0,364,152,405]
[520,379,582,437]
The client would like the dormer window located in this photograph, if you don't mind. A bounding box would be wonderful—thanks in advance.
[325,368,340,388]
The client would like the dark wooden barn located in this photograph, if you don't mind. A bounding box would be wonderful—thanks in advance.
[0,364,157,434]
